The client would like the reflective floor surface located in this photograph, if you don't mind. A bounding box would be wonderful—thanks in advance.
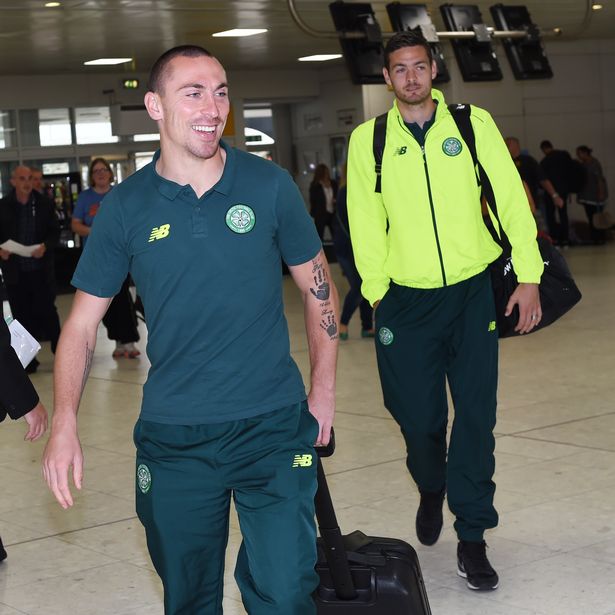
[1,242,614,615]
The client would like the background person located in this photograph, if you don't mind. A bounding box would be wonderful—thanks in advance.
[505,136,563,236]
[0,316,48,561]
[309,163,337,241]
[0,166,61,374]
[539,139,573,245]
[576,145,609,243]
[332,164,373,340]
[72,157,141,358]
[347,31,543,592]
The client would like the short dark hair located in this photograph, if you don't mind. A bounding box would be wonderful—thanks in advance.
[540,140,553,150]
[384,31,433,70]
[577,145,592,156]
[147,45,213,93]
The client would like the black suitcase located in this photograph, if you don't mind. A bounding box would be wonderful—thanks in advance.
[314,438,432,614]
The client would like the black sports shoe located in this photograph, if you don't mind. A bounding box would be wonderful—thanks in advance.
[0,536,7,562]
[415,488,445,546]
[457,540,499,590]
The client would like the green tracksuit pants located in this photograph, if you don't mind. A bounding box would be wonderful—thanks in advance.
[375,270,499,542]
[134,401,320,615]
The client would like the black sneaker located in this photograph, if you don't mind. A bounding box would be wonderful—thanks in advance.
[415,488,445,546]
[457,540,499,590]
[0,536,7,562]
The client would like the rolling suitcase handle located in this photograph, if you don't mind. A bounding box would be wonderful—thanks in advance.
[315,430,358,601]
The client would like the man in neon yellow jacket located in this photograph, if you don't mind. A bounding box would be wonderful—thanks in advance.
[347,31,544,592]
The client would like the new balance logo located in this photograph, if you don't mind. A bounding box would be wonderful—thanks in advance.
[149,224,171,242]
[292,454,313,468]
[394,146,407,156]
[488,321,496,332]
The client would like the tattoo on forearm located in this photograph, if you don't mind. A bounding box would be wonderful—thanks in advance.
[81,342,94,394]
[319,314,338,339]
[310,259,330,301]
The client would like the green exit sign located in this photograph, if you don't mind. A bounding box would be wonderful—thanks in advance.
[122,79,139,89]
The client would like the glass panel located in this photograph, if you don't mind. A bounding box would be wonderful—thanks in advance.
[0,110,17,149]
[42,162,70,174]
[244,107,275,141]
[0,161,18,197]
[134,151,155,171]
[75,106,119,144]
[38,108,72,146]
[133,133,160,142]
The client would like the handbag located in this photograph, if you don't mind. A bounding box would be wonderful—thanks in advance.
[449,104,582,338]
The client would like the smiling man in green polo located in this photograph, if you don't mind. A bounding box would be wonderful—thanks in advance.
[43,45,339,615]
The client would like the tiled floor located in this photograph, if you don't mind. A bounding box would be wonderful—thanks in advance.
[1,243,614,614]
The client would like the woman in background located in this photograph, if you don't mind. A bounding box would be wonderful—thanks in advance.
[309,163,337,241]
[72,158,141,358]
[576,146,609,244]
[332,165,374,340]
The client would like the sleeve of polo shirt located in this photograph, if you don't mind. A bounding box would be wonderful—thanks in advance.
[71,190,129,297]
[474,111,543,284]
[275,170,322,266]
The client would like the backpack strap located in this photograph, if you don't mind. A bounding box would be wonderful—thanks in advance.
[448,103,510,250]
[372,112,388,193]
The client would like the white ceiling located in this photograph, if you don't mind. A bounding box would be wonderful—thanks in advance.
[0,1,610,76]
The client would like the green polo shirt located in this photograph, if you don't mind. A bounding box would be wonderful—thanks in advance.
[72,144,321,425]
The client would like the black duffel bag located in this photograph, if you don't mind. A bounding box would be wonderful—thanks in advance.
[490,236,582,338]
[447,103,582,338]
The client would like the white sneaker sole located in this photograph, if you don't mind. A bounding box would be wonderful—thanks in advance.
[457,566,499,591]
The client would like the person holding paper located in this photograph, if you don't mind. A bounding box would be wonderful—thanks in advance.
[0,166,61,373]
[0,316,48,561]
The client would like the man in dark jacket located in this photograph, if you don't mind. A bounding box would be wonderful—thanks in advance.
[540,140,573,245]
[0,316,48,560]
[0,166,61,373]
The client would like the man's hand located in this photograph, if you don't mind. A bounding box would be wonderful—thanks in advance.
[31,244,46,259]
[42,423,83,509]
[0,248,11,261]
[307,389,335,447]
[24,402,48,441]
[505,283,541,334]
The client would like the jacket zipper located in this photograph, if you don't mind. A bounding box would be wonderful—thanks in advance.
[421,145,447,286]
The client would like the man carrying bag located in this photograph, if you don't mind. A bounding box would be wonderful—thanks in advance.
[347,31,543,591]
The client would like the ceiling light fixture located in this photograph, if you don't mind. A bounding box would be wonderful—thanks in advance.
[44,2,61,6]
[298,54,343,62]
[84,58,133,66]
[212,29,267,37]
[592,3,603,9]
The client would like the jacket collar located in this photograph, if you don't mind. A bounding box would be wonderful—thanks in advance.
[391,88,448,126]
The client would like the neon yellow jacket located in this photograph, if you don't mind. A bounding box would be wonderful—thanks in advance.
[347,89,543,305]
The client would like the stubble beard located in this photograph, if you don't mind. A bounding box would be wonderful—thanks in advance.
[397,85,431,108]
[185,136,221,161]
